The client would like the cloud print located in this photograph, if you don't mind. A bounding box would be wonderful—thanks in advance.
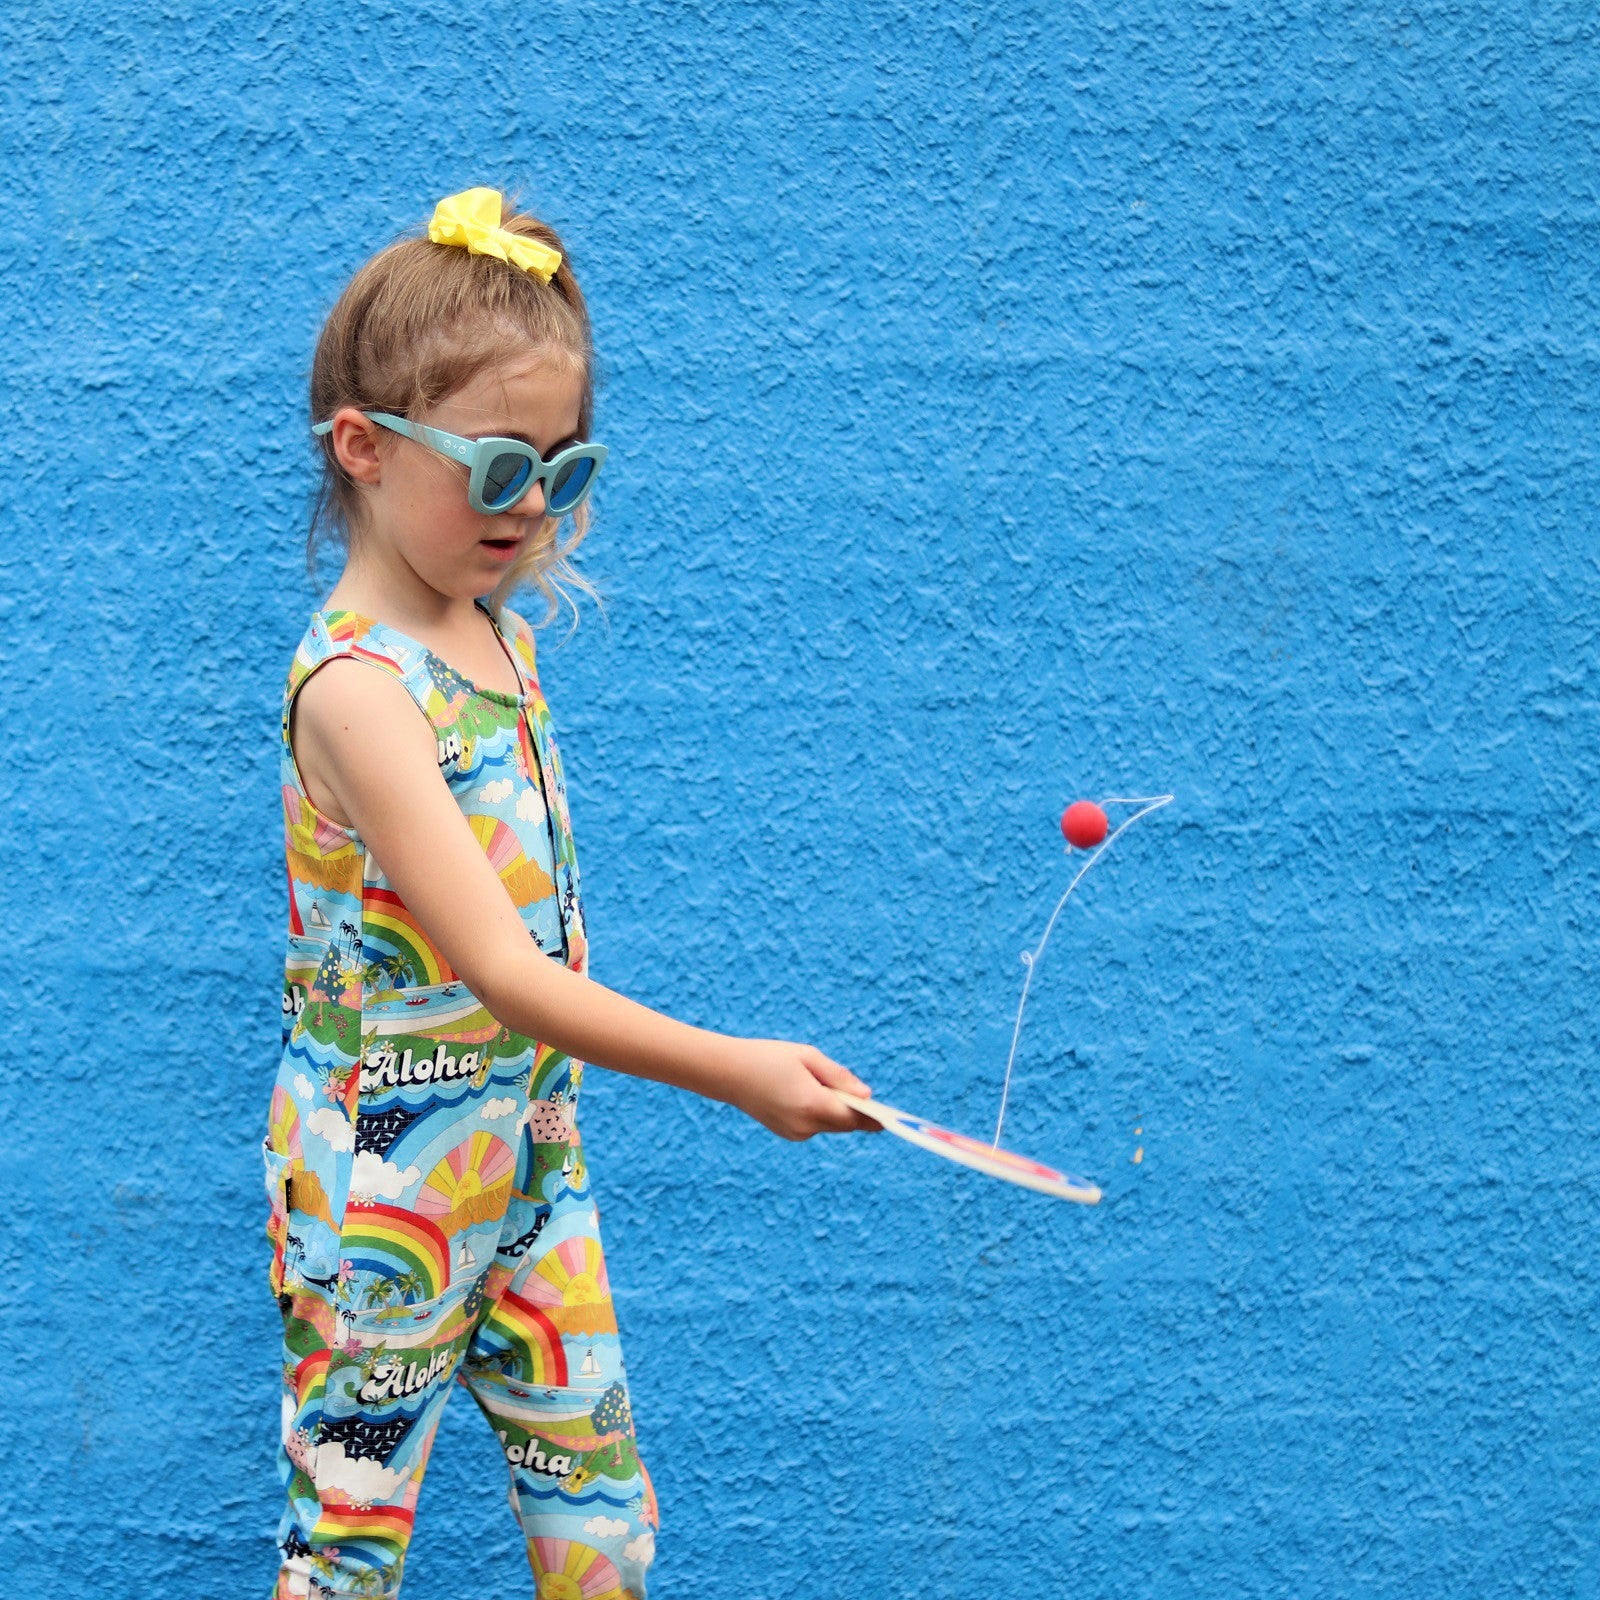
[311,1439,412,1503]
[477,777,513,804]
[482,1097,517,1120]
[307,1107,355,1152]
[624,1531,655,1565]
[351,1150,419,1200]
[585,1516,629,1538]
[516,785,547,824]
[294,1073,315,1100]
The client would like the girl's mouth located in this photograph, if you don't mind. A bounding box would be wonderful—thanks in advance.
[481,537,521,560]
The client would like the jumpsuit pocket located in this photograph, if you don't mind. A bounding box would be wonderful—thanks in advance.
[262,1139,294,1299]
[262,1138,339,1298]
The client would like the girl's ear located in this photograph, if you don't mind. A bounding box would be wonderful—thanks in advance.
[329,409,386,487]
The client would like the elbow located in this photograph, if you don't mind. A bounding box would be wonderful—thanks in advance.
[468,940,551,1035]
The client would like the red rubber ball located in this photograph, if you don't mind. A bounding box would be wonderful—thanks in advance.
[1061,800,1108,849]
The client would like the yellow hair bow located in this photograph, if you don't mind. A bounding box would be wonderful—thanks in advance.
[427,187,562,283]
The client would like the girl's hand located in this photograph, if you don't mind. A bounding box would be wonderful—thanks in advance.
[726,1040,885,1141]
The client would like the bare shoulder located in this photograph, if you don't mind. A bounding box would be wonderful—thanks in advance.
[285,652,536,1004]
[293,653,425,730]
[290,658,434,829]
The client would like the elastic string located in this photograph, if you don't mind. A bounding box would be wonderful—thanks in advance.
[991,794,1174,1149]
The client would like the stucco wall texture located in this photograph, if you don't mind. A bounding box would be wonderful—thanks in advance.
[3,3,1596,1596]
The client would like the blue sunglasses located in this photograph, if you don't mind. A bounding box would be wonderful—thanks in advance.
[311,411,607,517]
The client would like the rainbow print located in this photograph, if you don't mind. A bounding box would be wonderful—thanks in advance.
[292,1348,329,1412]
[342,1204,451,1301]
[360,886,453,987]
[312,1503,414,1561]
[480,1288,568,1387]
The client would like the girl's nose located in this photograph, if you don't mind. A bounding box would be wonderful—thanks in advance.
[517,481,547,520]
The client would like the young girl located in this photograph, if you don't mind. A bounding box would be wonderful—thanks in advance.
[264,185,879,1600]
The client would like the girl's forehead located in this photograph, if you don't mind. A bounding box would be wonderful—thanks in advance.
[443,355,585,427]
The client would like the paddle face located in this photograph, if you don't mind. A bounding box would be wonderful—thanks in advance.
[837,1093,1101,1204]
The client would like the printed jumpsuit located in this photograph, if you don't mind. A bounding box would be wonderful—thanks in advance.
[263,598,658,1600]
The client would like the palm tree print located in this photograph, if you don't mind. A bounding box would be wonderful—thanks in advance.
[391,1269,428,1304]
[361,951,417,995]
[360,1279,396,1312]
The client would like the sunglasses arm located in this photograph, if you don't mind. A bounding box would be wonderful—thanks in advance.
[309,413,472,466]
[384,416,475,464]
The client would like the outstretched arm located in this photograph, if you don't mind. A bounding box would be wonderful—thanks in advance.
[291,659,880,1140]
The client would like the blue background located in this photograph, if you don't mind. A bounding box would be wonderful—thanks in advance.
[3,3,1596,1596]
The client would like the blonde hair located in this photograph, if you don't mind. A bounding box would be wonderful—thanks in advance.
[305,186,607,636]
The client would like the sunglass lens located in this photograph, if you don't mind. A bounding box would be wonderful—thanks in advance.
[547,454,595,512]
[484,452,533,509]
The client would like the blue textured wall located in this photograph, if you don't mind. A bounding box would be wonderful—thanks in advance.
[4,3,1597,1596]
